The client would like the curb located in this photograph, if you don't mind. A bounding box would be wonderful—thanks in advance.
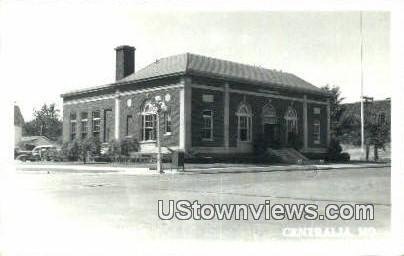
[15,163,390,175]
[15,164,152,174]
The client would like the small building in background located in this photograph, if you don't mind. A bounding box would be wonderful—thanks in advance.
[14,104,25,147]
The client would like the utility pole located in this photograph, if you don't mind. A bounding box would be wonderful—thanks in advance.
[360,11,365,153]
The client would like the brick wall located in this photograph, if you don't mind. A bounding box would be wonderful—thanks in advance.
[189,77,327,152]
[119,87,181,147]
[228,93,304,148]
[62,86,182,148]
[191,87,224,147]
[63,98,115,143]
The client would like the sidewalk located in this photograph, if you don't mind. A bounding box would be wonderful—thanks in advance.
[15,161,390,175]
[183,162,390,174]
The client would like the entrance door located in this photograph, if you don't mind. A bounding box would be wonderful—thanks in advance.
[263,123,279,148]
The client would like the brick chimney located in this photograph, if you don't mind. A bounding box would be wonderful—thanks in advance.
[115,45,135,81]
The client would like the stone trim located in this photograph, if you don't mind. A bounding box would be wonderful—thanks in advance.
[179,87,185,150]
[224,83,230,149]
[184,78,193,152]
[63,84,184,105]
[303,95,308,151]
[230,88,328,105]
[190,83,224,91]
[114,91,120,140]
[190,84,328,105]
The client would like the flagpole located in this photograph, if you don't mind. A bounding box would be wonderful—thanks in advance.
[360,11,365,153]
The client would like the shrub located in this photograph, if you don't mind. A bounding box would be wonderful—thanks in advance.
[67,140,81,161]
[327,137,342,158]
[105,139,122,161]
[40,148,61,161]
[326,137,350,162]
[338,152,350,162]
[79,137,102,163]
[120,137,139,156]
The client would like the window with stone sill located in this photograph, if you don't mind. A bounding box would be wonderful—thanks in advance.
[70,113,77,141]
[141,101,156,141]
[313,119,321,144]
[80,112,88,139]
[92,111,101,138]
[164,111,172,135]
[201,110,213,140]
[236,103,252,142]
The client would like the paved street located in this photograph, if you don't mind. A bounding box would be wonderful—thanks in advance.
[1,166,390,255]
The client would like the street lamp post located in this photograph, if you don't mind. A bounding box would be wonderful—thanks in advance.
[151,94,169,174]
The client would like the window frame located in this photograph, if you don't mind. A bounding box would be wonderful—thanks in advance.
[92,111,101,138]
[164,111,172,136]
[284,106,298,134]
[70,113,77,141]
[313,119,321,144]
[80,112,88,139]
[201,109,213,141]
[236,104,252,143]
[141,101,157,142]
[126,115,133,137]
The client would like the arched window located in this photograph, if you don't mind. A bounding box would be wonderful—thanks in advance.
[284,106,298,134]
[141,101,156,141]
[237,103,252,142]
[262,104,277,124]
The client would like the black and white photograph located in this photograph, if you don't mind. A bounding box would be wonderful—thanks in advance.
[1,1,403,255]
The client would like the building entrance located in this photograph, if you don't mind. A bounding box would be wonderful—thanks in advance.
[263,123,280,148]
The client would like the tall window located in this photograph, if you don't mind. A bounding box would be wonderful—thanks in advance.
[164,111,172,135]
[313,120,321,144]
[92,111,101,138]
[284,106,298,134]
[141,101,156,141]
[201,110,213,140]
[237,104,252,142]
[70,113,77,141]
[126,115,133,136]
[262,103,277,124]
[80,112,88,139]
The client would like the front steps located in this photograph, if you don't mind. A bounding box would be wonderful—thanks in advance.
[267,148,310,164]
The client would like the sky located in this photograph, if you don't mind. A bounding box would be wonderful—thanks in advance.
[0,1,390,121]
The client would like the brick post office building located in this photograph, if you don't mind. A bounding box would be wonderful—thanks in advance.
[61,46,331,156]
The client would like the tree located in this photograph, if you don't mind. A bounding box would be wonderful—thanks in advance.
[321,85,345,136]
[23,103,62,141]
[364,104,390,161]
